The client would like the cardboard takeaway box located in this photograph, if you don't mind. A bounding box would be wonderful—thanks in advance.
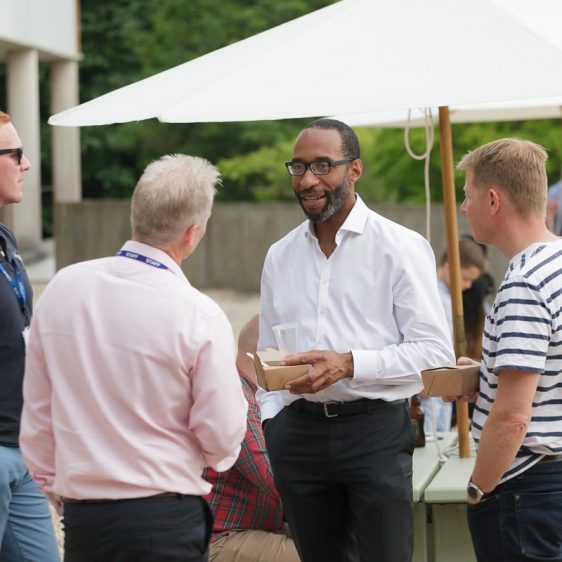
[253,349,310,391]
[421,364,480,397]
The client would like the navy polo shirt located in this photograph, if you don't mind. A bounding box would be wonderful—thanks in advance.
[0,224,33,446]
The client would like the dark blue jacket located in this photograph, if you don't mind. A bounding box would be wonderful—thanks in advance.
[0,223,33,446]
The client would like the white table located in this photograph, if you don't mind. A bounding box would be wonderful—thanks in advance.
[412,433,457,562]
[423,455,477,562]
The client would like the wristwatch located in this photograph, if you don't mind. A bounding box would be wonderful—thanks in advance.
[467,479,487,503]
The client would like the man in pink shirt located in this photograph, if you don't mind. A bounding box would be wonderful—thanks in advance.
[20,154,248,562]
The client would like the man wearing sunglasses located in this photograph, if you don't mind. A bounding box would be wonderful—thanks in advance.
[0,111,60,561]
[258,119,454,562]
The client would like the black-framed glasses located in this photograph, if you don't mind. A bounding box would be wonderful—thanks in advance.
[285,158,354,176]
[0,148,23,165]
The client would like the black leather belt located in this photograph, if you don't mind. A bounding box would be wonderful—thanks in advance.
[62,492,182,504]
[538,454,562,464]
[289,398,405,418]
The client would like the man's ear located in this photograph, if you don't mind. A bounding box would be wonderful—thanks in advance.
[348,158,363,183]
[488,187,501,216]
[184,224,201,249]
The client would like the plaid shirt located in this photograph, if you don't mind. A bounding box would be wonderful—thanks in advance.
[204,374,283,542]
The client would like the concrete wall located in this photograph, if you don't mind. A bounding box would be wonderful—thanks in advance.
[0,0,79,60]
[55,200,509,292]
[0,0,80,252]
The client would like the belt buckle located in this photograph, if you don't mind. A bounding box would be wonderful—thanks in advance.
[323,401,340,418]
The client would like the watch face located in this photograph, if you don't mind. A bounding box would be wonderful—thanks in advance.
[467,485,479,500]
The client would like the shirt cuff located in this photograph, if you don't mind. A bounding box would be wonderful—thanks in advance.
[349,349,378,386]
[350,350,424,387]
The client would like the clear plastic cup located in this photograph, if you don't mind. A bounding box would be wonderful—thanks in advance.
[272,322,299,356]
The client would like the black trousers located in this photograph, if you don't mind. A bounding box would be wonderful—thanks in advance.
[265,399,414,562]
[63,494,212,562]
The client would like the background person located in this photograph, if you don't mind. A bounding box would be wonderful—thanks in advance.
[20,154,247,562]
[0,111,60,562]
[258,118,454,562]
[462,271,495,362]
[460,250,495,422]
[204,315,299,562]
[421,237,486,436]
[456,138,562,562]
[546,178,562,235]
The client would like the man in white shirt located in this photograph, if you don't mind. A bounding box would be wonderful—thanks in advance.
[258,119,454,562]
[20,154,247,562]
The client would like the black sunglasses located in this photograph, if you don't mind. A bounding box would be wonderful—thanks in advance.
[0,148,23,165]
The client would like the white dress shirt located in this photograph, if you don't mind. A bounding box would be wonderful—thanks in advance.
[20,240,247,500]
[258,196,455,420]
[438,280,454,336]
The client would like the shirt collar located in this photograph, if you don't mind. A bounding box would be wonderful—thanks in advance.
[340,194,369,234]
[119,240,188,282]
[304,194,369,239]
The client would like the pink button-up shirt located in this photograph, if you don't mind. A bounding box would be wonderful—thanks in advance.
[20,240,247,500]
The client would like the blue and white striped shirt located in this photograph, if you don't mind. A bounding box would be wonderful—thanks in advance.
[472,240,562,482]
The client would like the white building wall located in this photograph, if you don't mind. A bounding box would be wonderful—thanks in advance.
[0,0,79,60]
[0,0,81,251]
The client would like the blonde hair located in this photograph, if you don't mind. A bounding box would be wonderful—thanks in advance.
[131,154,220,245]
[0,111,11,125]
[457,138,548,218]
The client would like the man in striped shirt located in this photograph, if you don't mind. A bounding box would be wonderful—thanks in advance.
[456,138,562,562]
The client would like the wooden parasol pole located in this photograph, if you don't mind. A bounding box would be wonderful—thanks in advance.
[438,106,471,458]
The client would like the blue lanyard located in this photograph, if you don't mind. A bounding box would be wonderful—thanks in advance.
[116,250,170,270]
[0,259,28,319]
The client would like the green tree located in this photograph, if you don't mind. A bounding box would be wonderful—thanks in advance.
[216,119,562,205]
[5,0,562,208]
[78,0,335,198]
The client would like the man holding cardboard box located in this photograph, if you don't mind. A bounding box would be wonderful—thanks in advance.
[456,139,562,562]
[258,119,455,562]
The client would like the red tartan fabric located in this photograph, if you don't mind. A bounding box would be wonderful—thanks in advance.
[204,374,283,542]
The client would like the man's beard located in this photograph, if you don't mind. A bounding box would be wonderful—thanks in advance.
[296,175,350,223]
